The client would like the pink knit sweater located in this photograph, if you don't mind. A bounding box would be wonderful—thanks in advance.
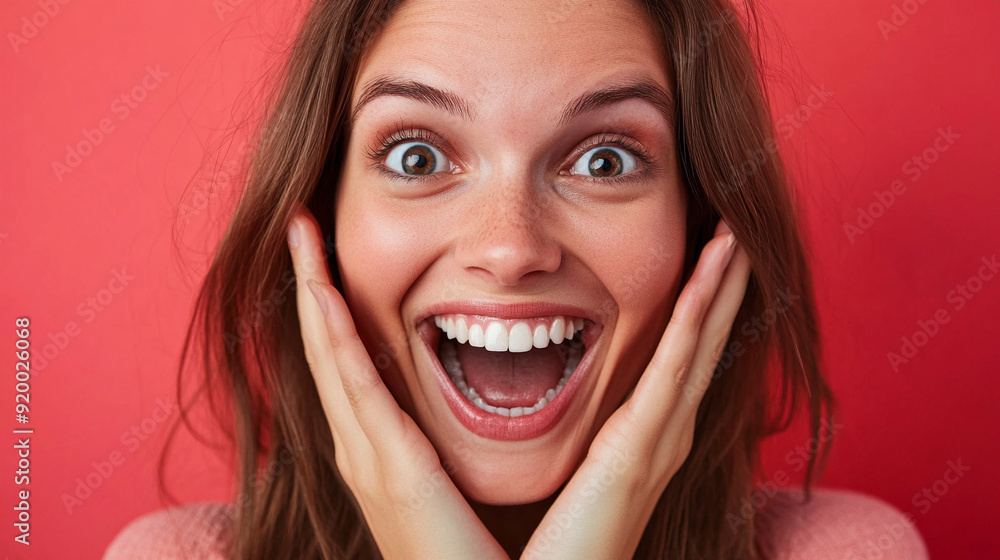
[103,488,929,559]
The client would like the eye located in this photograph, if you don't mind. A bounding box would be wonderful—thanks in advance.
[569,146,638,178]
[384,142,450,176]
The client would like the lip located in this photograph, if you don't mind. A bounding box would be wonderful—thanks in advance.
[418,300,600,325]
[416,301,603,441]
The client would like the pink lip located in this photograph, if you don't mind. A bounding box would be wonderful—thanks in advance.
[418,300,600,324]
[416,302,603,441]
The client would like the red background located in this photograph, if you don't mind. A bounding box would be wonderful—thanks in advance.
[2,1,998,558]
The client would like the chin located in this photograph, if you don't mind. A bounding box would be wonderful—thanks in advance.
[445,448,579,505]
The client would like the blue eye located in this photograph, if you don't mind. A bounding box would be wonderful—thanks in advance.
[384,142,450,176]
[570,146,637,178]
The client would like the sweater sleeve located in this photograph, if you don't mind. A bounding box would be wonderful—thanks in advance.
[757,488,930,560]
[102,502,235,560]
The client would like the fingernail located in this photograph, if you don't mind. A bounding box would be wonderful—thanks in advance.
[723,233,737,269]
[307,279,329,316]
[287,219,300,249]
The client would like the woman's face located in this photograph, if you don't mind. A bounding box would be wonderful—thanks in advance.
[335,0,687,505]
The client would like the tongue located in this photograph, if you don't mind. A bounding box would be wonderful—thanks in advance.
[456,343,566,408]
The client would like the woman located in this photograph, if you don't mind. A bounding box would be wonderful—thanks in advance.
[106,0,928,558]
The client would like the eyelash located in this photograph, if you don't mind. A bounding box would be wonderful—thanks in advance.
[363,124,656,184]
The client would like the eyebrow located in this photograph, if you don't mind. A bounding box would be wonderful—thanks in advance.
[352,77,474,124]
[351,76,674,126]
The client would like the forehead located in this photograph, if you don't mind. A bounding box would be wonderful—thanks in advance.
[353,0,672,122]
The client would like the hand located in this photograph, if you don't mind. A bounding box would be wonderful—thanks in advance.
[287,206,508,560]
[521,221,751,560]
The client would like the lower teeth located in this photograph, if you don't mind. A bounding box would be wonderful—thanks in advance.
[440,337,584,417]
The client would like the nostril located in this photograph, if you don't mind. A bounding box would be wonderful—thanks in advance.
[468,251,561,286]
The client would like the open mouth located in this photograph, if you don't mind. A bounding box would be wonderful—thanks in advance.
[418,311,602,441]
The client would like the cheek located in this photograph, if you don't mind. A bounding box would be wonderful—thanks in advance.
[334,192,445,413]
[335,190,430,315]
[609,235,684,318]
[587,190,687,321]
[584,195,687,397]
[333,185,438,381]
[608,236,685,359]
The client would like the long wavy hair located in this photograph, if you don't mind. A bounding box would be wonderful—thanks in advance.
[161,0,834,558]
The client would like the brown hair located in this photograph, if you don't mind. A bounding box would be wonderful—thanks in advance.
[162,0,834,558]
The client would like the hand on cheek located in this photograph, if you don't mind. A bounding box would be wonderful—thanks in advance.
[289,203,749,560]
[522,220,751,560]
[287,205,507,560]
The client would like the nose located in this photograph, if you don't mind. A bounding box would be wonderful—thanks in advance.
[455,177,561,286]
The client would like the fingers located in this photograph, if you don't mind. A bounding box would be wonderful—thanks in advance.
[680,240,751,413]
[287,207,357,450]
[288,209,506,559]
[524,222,749,560]
[626,223,739,427]
[288,209,337,350]
[306,278,415,456]
[287,206,414,458]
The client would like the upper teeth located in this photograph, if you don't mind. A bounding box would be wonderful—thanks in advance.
[432,314,585,352]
